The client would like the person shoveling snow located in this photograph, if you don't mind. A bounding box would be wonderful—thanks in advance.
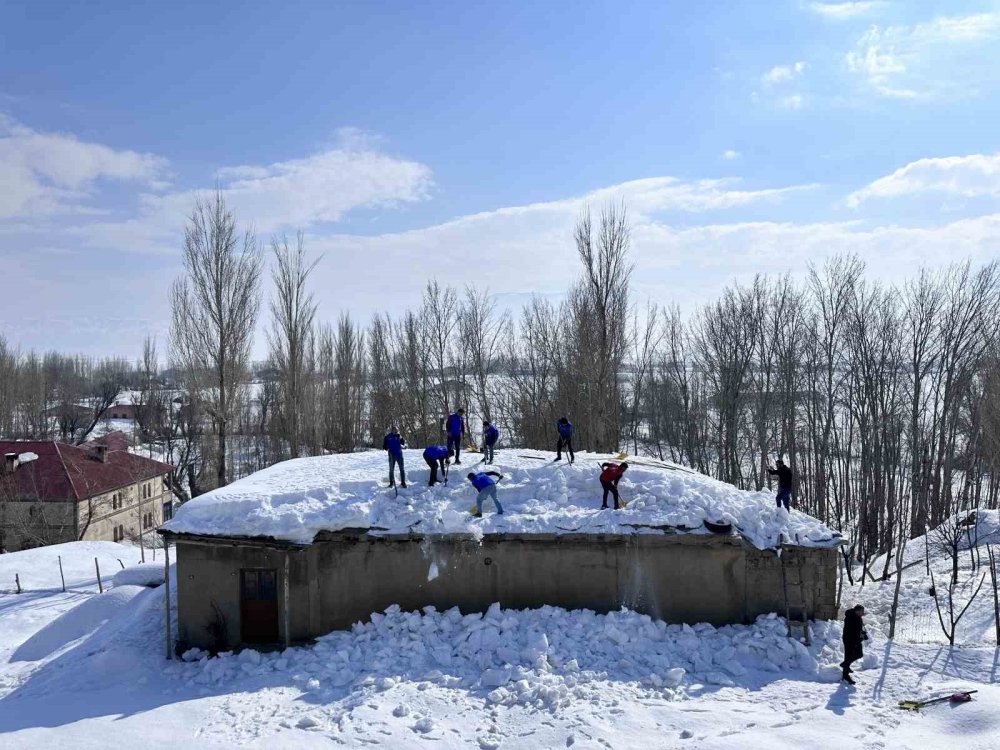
[599,461,629,510]
[467,470,504,517]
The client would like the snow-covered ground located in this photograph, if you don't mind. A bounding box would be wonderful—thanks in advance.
[163,449,840,550]
[1,540,998,749]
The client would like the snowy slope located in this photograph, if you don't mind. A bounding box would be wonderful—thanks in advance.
[163,449,840,550]
[847,510,1000,646]
[0,541,998,749]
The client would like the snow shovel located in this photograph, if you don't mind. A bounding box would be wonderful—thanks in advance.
[898,690,977,711]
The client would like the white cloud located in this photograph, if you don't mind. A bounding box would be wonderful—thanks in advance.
[71,129,435,252]
[847,153,1000,206]
[846,13,1000,98]
[809,2,884,20]
[779,94,804,109]
[762,61,807,84]
[0,115,168,220]
[722,150,741,161]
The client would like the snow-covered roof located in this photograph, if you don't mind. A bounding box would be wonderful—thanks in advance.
[162,450,841,550]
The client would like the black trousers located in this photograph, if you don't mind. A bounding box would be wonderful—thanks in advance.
[425,457,446,485]
[841,642,863,674]
[557,435,574,461]
[601,479,621,508]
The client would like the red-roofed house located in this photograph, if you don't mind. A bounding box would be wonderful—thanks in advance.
[0,434,173,552]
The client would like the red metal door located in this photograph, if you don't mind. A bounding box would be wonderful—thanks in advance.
[240,569,278,644]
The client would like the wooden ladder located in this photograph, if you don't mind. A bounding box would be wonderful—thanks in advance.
[780,552,811,645]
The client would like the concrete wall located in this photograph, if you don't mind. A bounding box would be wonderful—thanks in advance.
[172,532,840,652]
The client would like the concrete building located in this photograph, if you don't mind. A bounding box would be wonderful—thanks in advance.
[159,452,841,653]
[0,434,173,552]
[162,528,838,653]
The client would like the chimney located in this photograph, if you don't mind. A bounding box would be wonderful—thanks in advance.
[3,453,18,473]
[94,444,108,463]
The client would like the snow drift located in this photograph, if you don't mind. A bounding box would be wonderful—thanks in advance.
[163,450,840,550]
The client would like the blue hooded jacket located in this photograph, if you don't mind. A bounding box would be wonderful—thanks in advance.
[484,423,500,445]
[470,472,497,491]
[423,445,450,461]
[446,412,465,437]
[557,419,574,438]
[383,433,404,457]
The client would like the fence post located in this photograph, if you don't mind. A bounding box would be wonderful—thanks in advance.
[58,555,66,592]
[15,573,21,594]
[95,558,103,593]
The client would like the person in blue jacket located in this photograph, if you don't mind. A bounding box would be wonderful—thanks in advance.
[482,419,500,464]
[555,416,575,463]
[467,470,504,517]
[382,426,407,488]
[445,408,466,464]
[423,444,454,486]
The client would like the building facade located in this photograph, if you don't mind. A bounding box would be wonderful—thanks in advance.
[162,529,839,653]
[0,435,173,552]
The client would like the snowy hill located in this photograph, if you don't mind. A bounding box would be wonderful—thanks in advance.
[1,539,999,748]
[163,449,840,550]
[846,510,1000,646]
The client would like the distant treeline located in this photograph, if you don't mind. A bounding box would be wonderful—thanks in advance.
[3,192,999,572]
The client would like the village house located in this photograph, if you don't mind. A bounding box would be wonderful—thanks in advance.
[0,433,173,552]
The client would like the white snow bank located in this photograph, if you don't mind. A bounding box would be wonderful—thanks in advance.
[163,450,839,550]
[176,605,855,709]
[11,585,147,662]
[112,563,164,588]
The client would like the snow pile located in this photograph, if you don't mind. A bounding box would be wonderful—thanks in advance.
[112,563,165,588]
[176,604,856,709]
[163,450,839,550]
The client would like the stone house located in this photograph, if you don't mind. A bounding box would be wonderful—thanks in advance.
[0,434,173,552]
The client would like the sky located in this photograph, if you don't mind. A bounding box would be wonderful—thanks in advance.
[2,0,1000,358]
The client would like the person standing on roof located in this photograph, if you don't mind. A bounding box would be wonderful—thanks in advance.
[555,416,575,463]
[445,408,466,465]
[423,444,454,486]
[467,470,504,517]
[840,604,868,685]
[767,457,793,510]
[599,461,629,509]
[382,426,407,489]
[482,419,500,465]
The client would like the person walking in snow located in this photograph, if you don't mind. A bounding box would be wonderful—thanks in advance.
[840,604,868,685]
[445,408,466,465]
[423,444,454,487]
[555,416,575,463]
[767,457,793,511]
[467,470,504,517]
[482,419,500,464]
[599,461,629,509]
[383,426,407,488]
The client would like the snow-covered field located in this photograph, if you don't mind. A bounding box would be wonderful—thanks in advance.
[163,449,840,550]
[1,540,998,748]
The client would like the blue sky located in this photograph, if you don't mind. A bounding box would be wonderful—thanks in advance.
[2,0,1000,356]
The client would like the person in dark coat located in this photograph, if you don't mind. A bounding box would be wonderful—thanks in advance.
[767,457,793,510]
[555,417,575,463]
[599,461,629,510]
[445,408,466,465]
[482,420,500,465]
[423,445,454,486]
[840,604,868,684]
[382,426,407,488]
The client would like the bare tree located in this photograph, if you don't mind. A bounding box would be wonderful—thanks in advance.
[170,192,263,489]
[570,202,633,452]
[268,232,320,460]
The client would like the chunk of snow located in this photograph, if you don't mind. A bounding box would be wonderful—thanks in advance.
[112,563,165,588]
